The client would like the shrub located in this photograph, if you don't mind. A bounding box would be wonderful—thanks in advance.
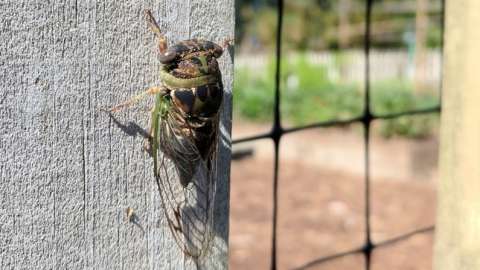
[233,54,439,138]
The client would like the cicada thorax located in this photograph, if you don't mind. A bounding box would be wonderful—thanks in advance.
[160,39,224,162]
[170,82,223,118]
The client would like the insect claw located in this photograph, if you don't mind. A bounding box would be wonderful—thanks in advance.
[221,38,234,49]
[143,137,154,156]
[126,207,137,223]
[99,105,124,114]
[99,107,110,113]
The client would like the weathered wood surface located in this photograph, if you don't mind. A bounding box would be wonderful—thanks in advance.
[0,1,233,269]
[433,0,480,269]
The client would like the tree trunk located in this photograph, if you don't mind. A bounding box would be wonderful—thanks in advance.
[0,1,233,269]
[434,0,480,269]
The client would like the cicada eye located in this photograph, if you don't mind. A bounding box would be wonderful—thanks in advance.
[159,50,177,64]
[212,43,223,58]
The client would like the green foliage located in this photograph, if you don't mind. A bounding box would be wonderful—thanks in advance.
[280,55,363,125]
[377,115,439,139]
[236,0,444,51]
[371,79,439,138]
[371,79,438,114]
[237,7,278,51]
[233,56,439,138]
[233,60,275,121]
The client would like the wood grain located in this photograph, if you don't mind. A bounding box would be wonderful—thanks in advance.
[0,1,233,269]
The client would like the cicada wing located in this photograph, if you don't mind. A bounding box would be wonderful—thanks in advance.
[154,109,218,259]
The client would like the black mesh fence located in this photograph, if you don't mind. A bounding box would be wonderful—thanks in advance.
[232,0,443,269]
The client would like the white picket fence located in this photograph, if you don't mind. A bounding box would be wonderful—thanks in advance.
[235,49,442,86]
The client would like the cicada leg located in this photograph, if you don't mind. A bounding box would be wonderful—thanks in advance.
[144,91,169,155]
[103,86,167,113]
[143,106,156,155]
[144,9,168,55]
[221,37,234,49]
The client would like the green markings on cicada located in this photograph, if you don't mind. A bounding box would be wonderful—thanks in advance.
[152,93,172,176]
[197,55,209,74]
[159,68,216,89]
[151,94,161,177]
[151,93,170,177]
[159,95,171,118]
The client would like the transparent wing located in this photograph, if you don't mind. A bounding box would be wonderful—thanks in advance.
[153,101,218,259]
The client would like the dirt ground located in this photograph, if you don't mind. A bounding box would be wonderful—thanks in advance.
[228,123,437,270]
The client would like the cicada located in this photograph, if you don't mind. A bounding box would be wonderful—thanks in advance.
[107,10,229,259]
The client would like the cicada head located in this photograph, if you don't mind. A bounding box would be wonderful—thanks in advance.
[162,39,224,118]
[159,39,223,65]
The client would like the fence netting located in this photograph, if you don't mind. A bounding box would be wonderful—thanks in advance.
[232,0,443,269]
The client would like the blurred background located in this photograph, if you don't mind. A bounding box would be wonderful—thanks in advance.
[229,0,442,269]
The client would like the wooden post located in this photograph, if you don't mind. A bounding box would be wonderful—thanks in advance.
[434,1,480,269]
[0,1,233,269]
